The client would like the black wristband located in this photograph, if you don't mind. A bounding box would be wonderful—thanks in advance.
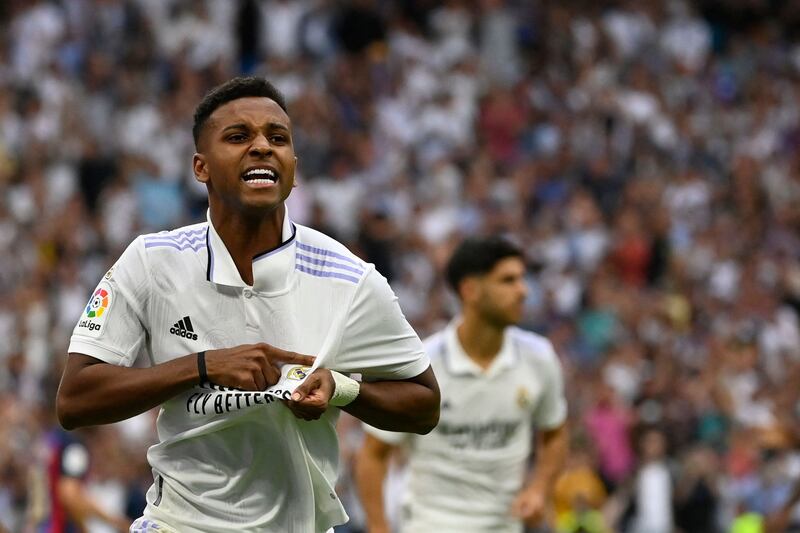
[197,351,208,385]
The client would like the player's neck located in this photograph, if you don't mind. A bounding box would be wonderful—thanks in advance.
[456,312,505,370]
[209,203,286,285]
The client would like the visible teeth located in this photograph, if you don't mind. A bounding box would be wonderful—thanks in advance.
[244,168,276,178]
[246,178,275,184]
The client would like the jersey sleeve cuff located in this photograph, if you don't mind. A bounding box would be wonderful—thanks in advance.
[67,338,133,367]
[537,404,568,431]
[363,355,431,381]
[363,423,409,445]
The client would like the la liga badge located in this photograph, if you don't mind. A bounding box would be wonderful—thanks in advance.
[78,282,113,337]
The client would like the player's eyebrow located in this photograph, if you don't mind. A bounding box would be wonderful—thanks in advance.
[220,122,289,132]
[268,122,290,131]
[220,123,248,133]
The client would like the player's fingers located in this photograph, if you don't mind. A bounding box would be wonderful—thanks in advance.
[522,502,538,519]
[524,511,544,527]
[259,344,315,366]
[251,369,267,391]
[295,407,324,421]
[291,373,321,402]
[520,502,542,523]
[295,393,327,410]
[249,350,280,387]
[284,400,324,420]
[264,362,282,387]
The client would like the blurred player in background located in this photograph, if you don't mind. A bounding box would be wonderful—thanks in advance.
[56,77,439,532]
[356,236,568,533]
[35,425,129,532]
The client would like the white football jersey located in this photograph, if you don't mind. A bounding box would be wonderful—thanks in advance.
[365,322,567,533]
[69,210,430,532]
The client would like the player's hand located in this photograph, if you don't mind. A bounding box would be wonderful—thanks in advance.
[205,343,315,391]
[285,368,334,421]
[511,483,547,526]
[111,516,132,533]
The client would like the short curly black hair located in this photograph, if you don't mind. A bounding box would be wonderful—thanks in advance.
[445,236,524,297]
[192,77,288,149]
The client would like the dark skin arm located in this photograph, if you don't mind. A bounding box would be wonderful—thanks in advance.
[57,343,315,429]
[287,366,440,434]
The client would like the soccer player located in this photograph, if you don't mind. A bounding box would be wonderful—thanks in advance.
[36,426,130,532]
[356,236,568,533]
[56,77,440,532]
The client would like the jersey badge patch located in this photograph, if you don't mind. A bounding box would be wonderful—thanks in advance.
[77,282,113,337]
[287,365,311,380]
[516,386,532,409]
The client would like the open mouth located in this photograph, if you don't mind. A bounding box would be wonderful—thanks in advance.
[242,167,279,186]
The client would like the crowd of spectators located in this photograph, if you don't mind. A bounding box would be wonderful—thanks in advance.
[2,0,800,531]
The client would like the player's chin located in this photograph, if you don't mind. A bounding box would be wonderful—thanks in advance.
[506,309,524,325]
[238,194,284,213]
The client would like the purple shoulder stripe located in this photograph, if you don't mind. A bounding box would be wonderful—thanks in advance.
[295,253,364,275]
[144,235,206,246]
[144,240,208,252]
[154,228,207,238]
[144,227,208,251]
[296,242,362,267]
[295,264,360,284]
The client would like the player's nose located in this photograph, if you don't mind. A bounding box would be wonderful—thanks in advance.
[517,279,529,300]
[249,134,273,157]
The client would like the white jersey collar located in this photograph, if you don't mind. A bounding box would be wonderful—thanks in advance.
[205,207,296,292]
[444,318,517,377]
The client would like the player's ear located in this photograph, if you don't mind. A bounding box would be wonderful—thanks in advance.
[193,153,209,184]
[460,277,480,305]
[292,156,298,188]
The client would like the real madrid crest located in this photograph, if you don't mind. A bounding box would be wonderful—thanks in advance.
[287,366,312,380]
[516,386,531,409]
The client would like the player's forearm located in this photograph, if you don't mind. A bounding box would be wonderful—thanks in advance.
[59,478,122,526]
[343,367,440,434]
[355,446,392,533]
[57,353,200,430]
[529,423,568,492]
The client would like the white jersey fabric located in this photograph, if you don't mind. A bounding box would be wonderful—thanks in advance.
[365,321,567,533]
[68,209,429,532]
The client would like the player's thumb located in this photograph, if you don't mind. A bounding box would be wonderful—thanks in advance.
[510,495,527,517]
[291,375,317,402]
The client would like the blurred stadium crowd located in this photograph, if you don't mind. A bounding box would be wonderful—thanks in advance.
[2,0,800,531]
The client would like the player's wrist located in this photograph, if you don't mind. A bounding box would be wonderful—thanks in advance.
[197,351,208,385]
[329,371,360,407]
[524,478,551,499]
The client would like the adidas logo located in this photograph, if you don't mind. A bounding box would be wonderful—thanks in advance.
[170,316,198,341]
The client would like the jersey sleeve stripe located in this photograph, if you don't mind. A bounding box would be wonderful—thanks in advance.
[144,234,206,246]
[152,228,207,238]
[144,240,208,252]
[296,242,363,267]
[296,253,365,275]
[294,264,360,284]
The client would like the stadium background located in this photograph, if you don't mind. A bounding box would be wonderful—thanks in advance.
[2,0,800,531]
